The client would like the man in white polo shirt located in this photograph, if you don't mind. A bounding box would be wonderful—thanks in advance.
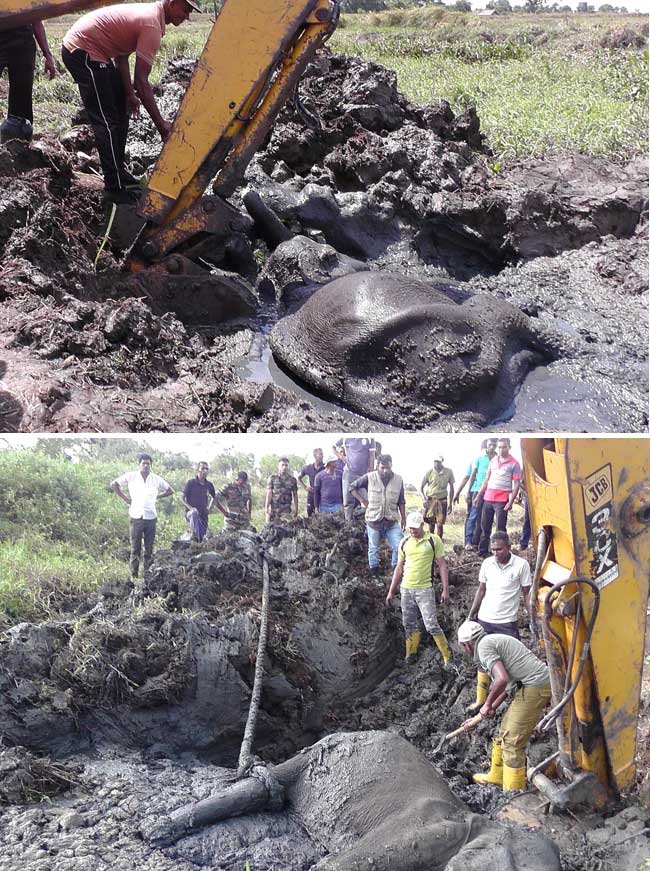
[465,530,532,712]
[111,453,174,580]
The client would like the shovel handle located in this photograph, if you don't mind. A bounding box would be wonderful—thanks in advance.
[444,690,509,741]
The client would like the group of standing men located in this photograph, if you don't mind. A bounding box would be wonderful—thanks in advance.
[110,443,546,794]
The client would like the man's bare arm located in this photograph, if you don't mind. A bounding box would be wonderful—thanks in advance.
[133,56,172,139]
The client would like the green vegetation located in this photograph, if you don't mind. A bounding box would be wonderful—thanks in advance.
[0,441,303,625]
[0,441,493,627]
[26,10,647,161]
[331,11,648,159]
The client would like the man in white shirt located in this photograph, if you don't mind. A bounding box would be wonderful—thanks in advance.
[465,530,532,712]
[111,453,174,580]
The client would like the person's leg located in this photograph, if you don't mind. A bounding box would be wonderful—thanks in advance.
[321,503,342,514]
[7,34,36,123]
[465,498,479,546]
[495,502,508,533]
[342,469,355,522]
[472,494,484,546]
[109,61,129,171]
[142,519,157,576]
[414,587,451,664]
[500,685,552,790]
[400,588,421,662]
[520,498,531,549]
[306,495,315,517]
[129,518,143,579]
[61,46,125,191]
[367,524,380,570]
[385,522,403,568]
[436,499,447,540]
[478,501,495,556]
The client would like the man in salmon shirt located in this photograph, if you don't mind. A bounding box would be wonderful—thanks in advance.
[61,0,200,203]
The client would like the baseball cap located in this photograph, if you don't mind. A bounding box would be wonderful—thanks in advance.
[457,620,485,644]
[406,511,424,527]
[434,455,444,462]
[325,453,338,464]
[183,0,203,12]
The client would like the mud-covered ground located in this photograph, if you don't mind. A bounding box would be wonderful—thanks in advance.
[0,52,647,432]
[1,515,648,871]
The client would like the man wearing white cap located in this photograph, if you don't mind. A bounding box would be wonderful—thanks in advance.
[386,511,453,668]
[457,620,551,792]
[420,455,455,539]
[314,454,344,514]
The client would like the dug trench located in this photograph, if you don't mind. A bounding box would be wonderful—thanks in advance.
[1,516,649,871]
[0,51,647,433]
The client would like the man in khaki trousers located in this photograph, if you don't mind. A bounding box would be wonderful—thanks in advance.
[457,620,552,791]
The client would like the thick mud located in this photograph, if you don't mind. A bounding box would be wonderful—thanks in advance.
[0,52,647,432]
[1,516,648,870]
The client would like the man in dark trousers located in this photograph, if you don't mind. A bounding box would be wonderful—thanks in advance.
[61,0,200,202]
[298,448,325,517]
[0,21,56,143]
[111,453,173,580]
[180,461,216,542]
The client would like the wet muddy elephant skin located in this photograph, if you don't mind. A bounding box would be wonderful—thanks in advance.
[269,271,567,428]
[145,731,560,871]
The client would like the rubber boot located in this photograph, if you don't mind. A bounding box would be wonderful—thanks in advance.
[503,762,526,792]
[473,739,503,787]
[432,633,457,671]
[466,670,490,713]
[405,631,421,663]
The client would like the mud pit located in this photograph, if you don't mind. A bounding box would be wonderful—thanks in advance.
[0,53,647,432]
[1,516,649,871]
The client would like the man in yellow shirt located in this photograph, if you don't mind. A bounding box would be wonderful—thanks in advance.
[386,511,454,668]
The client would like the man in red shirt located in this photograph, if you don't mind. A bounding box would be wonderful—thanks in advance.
[61,0,200,203]
[474,437,521,557]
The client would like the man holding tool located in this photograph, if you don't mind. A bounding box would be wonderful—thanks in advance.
[457,620,552,791]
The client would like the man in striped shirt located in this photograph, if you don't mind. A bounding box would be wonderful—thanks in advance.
[474,437,521,557]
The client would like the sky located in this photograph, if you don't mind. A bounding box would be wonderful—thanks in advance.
[0,432,521,488]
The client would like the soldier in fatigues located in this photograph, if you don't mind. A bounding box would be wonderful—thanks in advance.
[265,457,298,523]
[214,471,252,531]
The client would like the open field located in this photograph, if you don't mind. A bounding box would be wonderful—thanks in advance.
[21,10,649,160]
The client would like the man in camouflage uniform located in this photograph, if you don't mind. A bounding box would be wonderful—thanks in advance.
[265,457,298,523]
[420,455,455,540]
[214,471,252,531]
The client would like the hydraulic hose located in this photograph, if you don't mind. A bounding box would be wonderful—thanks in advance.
[537,577,600,734]
[237,552,271,777]
[528,526,547,643]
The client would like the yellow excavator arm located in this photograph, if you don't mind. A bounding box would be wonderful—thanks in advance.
[1,0,339,273]
[522,438,650,811]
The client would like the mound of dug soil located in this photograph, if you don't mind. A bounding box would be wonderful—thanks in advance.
[0,517,649,871]
[0,51,647,432]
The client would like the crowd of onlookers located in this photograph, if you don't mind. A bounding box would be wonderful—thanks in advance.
[110,438,545,795]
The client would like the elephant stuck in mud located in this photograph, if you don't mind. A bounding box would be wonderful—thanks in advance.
[142,730,560,871]
[269,271,572,428]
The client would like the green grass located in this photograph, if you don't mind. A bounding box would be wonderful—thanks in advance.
[19,10,647,161]
[331,14,648,160]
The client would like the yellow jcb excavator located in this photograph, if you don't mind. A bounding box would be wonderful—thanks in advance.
[522,437,650,812]
[0,0,339,318]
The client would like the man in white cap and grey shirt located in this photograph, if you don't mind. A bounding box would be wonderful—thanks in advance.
[386,510,454,668]
[420,455,455,539]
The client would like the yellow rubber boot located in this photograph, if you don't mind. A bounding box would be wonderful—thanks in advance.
[405,631,421,663]
[473,740,503,787]
[466,671,490,713]
[503,763,526,792]
[432,633,451,664]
